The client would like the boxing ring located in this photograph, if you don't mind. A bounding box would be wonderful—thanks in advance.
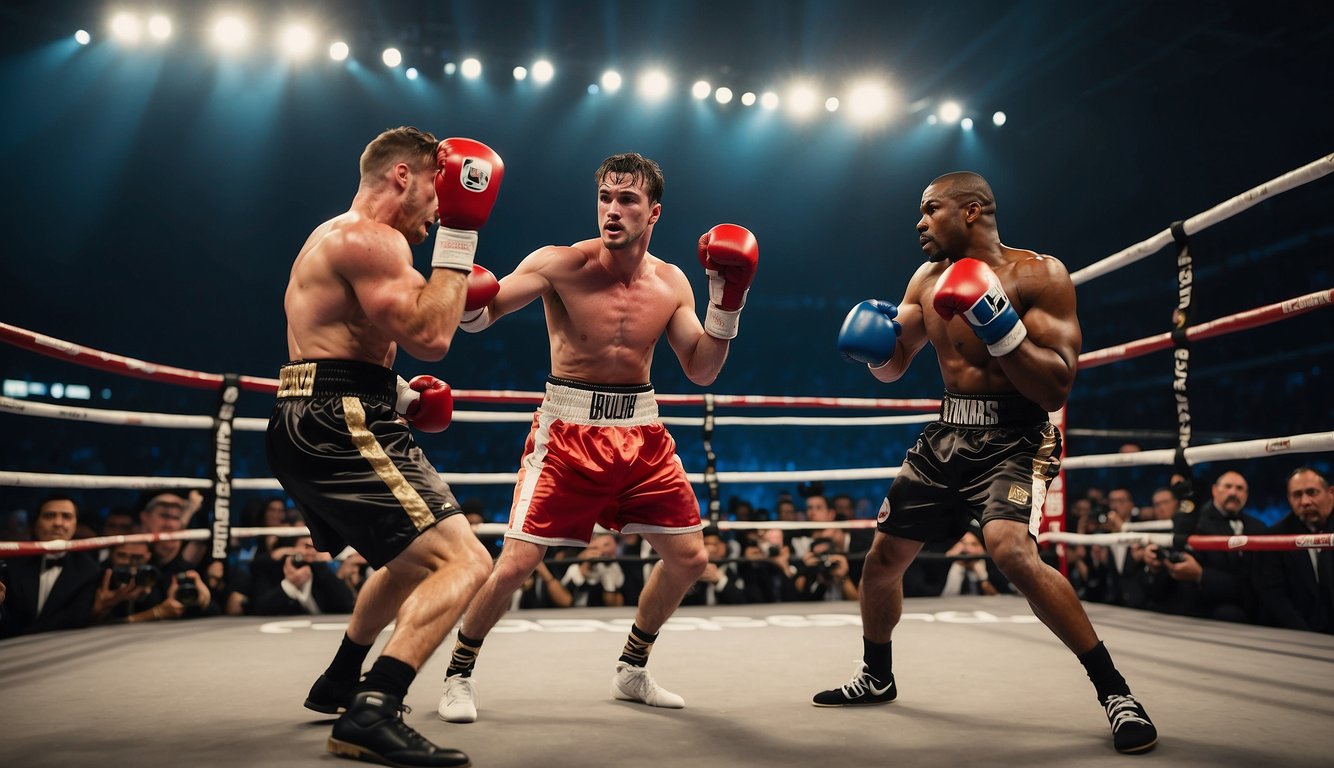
[2,153,1333,765]
[0,599,1331,767]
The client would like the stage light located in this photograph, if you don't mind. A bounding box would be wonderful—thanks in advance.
[961,117,974,130]
[938,101,963,123]
[715,87,733,104]
[927,114,939,125]
[587,83,600,95]
[382,48,402,68]
[74,30,91,45]
[759,91,779,110]
[211,16,250,51]
[110,13,142,45]
[278,24,314,58]
[513,66,527,81]
[785,83,818,118]
[443,62,457,75]
[329,41,349,61]
[992,110,1007,127]
[147,14,172,41]
[637,69,670,101]
[461,58,482,79]
[601,70,622,93]
[847,81,889,125]
[825,97,840,112]
[532,60,554,84]
[406,67,418,80]
[740,91,756,106]
[692,80,711,100]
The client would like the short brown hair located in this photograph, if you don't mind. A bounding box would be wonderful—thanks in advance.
[360,126,438,181]
[595,153,664,205]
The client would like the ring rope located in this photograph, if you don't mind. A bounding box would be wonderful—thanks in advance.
[2,429,1329,491]
[0,396,937,430]
[0,321,939,412]
[1069,153,1334,285]
[1078,287,1332,369]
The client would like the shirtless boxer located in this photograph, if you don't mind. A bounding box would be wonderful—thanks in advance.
[266,126,502,767]
[813,172,1158,754]
[435,153,758,723]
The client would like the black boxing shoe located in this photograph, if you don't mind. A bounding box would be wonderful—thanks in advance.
[1102,694,1158,754]
[812,662,896,707]
[328,691,470,768]
[305,674,356,715]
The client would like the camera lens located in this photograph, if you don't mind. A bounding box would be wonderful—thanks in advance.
[135,564,159,589]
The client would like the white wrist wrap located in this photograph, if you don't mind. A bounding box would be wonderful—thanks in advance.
[986,319,1028,357]
[459,305,493,333]
[432,227,478,273]
[704,304,741,340]
[394,376,418,415]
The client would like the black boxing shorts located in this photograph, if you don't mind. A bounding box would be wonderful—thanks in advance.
[877,390,1061,543]
[265,359,460,569]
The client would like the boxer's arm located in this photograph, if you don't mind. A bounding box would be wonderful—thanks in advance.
[868,264,932,383]
[994,256,1080,412]
[337,223,467,361]
[470,245,564,325]
[665,264,728,386]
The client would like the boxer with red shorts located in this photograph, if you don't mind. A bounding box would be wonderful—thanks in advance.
[437,153,758,723]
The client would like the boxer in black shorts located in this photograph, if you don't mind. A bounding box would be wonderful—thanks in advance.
[267,127,504,768]
[815,172,1157,755]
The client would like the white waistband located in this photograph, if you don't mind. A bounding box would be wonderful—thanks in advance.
[541,381,659,426]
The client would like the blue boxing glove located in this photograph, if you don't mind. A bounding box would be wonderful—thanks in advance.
[837,300,902,367]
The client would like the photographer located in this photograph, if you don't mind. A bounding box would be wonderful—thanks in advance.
[738,531,800,603]
[793,533,859,602]
[93,540,212,623]
[247,536,356,616]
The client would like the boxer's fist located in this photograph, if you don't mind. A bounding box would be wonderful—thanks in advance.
[697,223,759,339]
[838,300,902,367]
[433,138,504,273]
[395,375,454,432]
[933,258,1027,356]
[460,264,500,333]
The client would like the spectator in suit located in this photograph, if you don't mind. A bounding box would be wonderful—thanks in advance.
[1255,467,1334,633]
[682,527,746,606]
[248,536,357,616]
[1145,470,1265,622]
[0,495,101,638]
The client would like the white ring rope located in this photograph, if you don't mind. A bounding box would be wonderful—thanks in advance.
[2,429,1329,490]
[0,396,938,430]
[1070,152,1334,285]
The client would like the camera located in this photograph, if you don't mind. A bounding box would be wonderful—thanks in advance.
[1157,547,1187,564]
[290,553,308,568]
[764,545,781,558]
[110,563,158,589]
[174,572,200,607]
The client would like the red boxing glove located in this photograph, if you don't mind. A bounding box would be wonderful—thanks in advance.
[932,258,1027,356]
[697,223,759,339]
[460,264,500,333]
[433,138,505,273]
[395,375,454,432]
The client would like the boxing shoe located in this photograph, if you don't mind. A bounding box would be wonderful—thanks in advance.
[1102,694,1158,754]
[612,662,685,708]
[811,662,897,707]
[304,674,356,715]
[436,674,478,723]
[328,691,470,767]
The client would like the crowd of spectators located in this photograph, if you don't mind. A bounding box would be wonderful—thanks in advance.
[2,465,1331,639]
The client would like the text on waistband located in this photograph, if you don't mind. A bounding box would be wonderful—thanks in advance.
[941,397,999,426]
[278,363,317,398]
[589,391,638,420]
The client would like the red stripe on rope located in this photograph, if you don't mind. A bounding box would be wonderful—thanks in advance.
[1079,288,1333,369]
[1185,533,1334,552]
[0,322,939,411]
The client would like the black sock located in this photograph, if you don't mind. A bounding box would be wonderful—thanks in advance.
[1078,641,1130,700]
[863,637,893,682]
[446,631,485,678]
[358,656,416,700]
[325,634,373,682]
[618,624,657,667]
